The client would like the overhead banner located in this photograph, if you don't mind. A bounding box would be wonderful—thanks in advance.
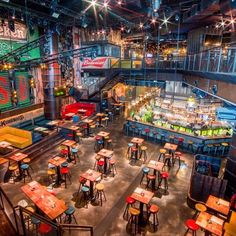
[0,22,27,42]
[81,57,109,69]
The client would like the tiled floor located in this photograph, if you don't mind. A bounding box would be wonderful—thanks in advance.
[1,117,203,235]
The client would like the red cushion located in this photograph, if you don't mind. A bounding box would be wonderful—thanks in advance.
[185,219,199,231]
[131,147,137,152]
[161,172,169,178]
[61,167,69,174]
[175,152,182,156]
[126,196,135,204]
[61,149,68,155]
[38,223,52,234]
[144,128,150,133]
[178,138,184,142]
[97,161,104,166]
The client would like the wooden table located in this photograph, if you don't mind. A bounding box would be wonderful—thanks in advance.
[97,131,110,148]
[196,211,224,236]
[68,125,80,140]
[61,140,76,162]
[131,137,144,159]
[97,149,114,173]
[0,141,13,155]
[78,109,87,115]
[164,143,178,159]
[96,113,105,127]
[48,156,67,186]
[21,181,67,220]
[65,113,75,119]
[80,169,102,199]
[0,157,8,165]
[147,160,164,187]
[34,127,49,136]
[206,195,230,216]
[131,187,154,225]
[9,152,28,179]
[83,119,93,136]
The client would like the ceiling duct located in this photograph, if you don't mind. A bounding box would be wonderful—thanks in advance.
[152,0,161,12]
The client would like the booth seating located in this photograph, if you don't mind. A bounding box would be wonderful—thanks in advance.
[0,126,32,149]
[62,102,96,119]
[34,115,52,128]
[14,120,38,131]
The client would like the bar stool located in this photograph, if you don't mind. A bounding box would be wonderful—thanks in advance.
[21,164,32,183]
[169,135,175,143]
[22,158,34,172]
[106,139,113,150]
[137,127,142,137]
[109,159,117,177]
[8,164,18,183]
[61,162,68,168]
[148,204,159,232]
[158,172,169,194]
[139,146,147,163]
[108,111,114,122]
[131,125,137,136]
[163,154,172,167]
[126,143,134,159]
[144,128,150,140]
[123,196,136,220]
[47,168,56,184]
[146,174,156,192]
[103,117,109,127]
[187,140,194,153]
[95,183,106,206]
[60,167,71,188]
[75,131,83,143]
[206,144,214,155]
[152,130,158,142]
[64,206,77,224]
[158,149,167,162]
[214,143,221,156]
[97,160,105,174]
[95,140,104,152]
[178,137,184,149]
[140,167,150,185]
[77,177,87,197]
[71,148,79,164]
[130,147,138,160]
[79,186,90,208]
[93,155,101,169]
[38,223,52,235]
[31,217,41,234]
[174,152,182,167]
[128,207,140,235]
[193,203,207,219]
[221,142,229,156]
[60,148,69,158]
[184,219,199,236]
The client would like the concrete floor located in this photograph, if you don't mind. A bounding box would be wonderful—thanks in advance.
[1,116,204,236]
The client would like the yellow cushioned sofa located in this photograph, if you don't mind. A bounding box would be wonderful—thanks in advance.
[0,126,32,149]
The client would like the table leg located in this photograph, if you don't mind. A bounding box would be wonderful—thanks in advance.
[56,166,61,186]
[135,143,139,160]
[87,124,90,136]
[90,181,94,199]
[138,202,146,226]
[67,146,72,162]
[104,157,108,174]
[18,161,22,180]
[102,137,105,148]
[99,117,102,127]
[73,130,76,141]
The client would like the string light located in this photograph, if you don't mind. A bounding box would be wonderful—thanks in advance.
[117,0,122,5]
[104,1,108,8]
[91,0,96,6]
[151,18,156,24]
[121,26,124,31]
[139,23,143,29]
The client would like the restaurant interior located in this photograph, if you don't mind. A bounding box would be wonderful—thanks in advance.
[0,0,236,236]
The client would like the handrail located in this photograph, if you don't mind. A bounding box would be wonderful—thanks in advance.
[60,223,94,236]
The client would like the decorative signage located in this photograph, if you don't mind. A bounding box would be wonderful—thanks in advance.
[0,108,44,127]
[0,73,12,110]
[0,22,27,42]
[82,57,109,69]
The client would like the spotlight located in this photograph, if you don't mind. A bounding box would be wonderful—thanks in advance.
[230,19,235,24]
[121,26,124,31]
[139,23,143,29]
[104,2,108,8]
[221,21,225,26]
[215,24,219,28]
[117,0,122,5]
[151,18,156,24]
[91,0,96,6]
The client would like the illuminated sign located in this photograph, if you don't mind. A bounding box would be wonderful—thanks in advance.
[15,72,30,105]
[0,73,12,110]
[82,57,109,69]
[0,22,27,42]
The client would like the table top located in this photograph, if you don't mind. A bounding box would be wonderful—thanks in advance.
[34,127,48,132]
[78,109,87,113]
[83,119,93,124]
[9,152,28,162]
[164,143,178,151]
[69,125,79,131]
[97,149,114,158]
[47,120,60,126]
[96,113,105,117]
[206,195,230,216]
[0,141,11,148]
[131,137,144,145]
[62,140,76,147]
[131,187,154,205]
[0,158,8,165]
[48,156,67,167]
[196,212,224,236]
[97,131,110,137]
[147,160,164,172]
[65,113,75,117]
[21,181,67,220]
[80,169,102,182]
[112,103,123,106]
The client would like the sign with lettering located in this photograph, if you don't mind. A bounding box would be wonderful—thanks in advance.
[82,57,109,69]
[0,73,12,110]
[0,22,27,42]
[0,108,44,127]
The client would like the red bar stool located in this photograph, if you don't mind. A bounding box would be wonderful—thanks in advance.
[93,155,101,170]
[130,147,138,160]
[38,223,52,235]
[60,149,69,158]
[178,137,184,149]
[97,160,105,174]
[174,151,182,167]
[184,219,199,236]
[128,207,140,235]
[158,172,169,194]
[123,196,136,220]
[60,167,71,188]
[77,177,87,197]
[148,204,159,232]
[144,128,150,140]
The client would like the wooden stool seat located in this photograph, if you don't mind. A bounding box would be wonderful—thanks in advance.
[195,203,206,212]
[149,204,159,213]
[9,165,18,171]
[22,158,31,163]
[96,183,104,191]
[129,207,140,216]
[160,149,167,154]
[47,169,56,175]
[140,146,147,151]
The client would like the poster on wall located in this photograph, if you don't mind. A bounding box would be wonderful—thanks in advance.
[15,72,30,106]
[0,72,12,111]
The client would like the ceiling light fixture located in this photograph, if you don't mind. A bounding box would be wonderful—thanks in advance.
[117,0,122,5]
[121,26,124,31]
[151,18,156,24]
[230,19,235,24]
[104,2,108,8]
[91,0,96,6]
[139,23,143,28]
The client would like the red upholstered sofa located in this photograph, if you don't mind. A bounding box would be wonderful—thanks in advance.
[62,102,96,118]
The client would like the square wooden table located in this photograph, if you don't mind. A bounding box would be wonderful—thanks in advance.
[0,157,8,165]
[48,156,67,186]
[62,140,76,161]
[97,149,114,173]
[131,137,144,159]
[196,211,224,236]
[9,152,28,179]
[21,181,67,220]
[206,195,230,216]
[47,120,60,126]
[83,119,94,136]
[0,141,11,148]
[96,113,105,127]
[131,187,154,225]
[80,169,102,198]
[147,160,164,179]
[97,131,110,148]
[65,113,75,119]
[0,141,13,155]
[164,143,178,158]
